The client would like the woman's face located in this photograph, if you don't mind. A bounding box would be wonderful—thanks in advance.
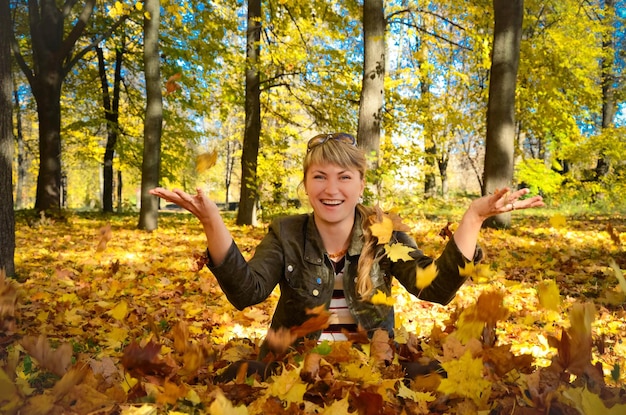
[304,162,365,227]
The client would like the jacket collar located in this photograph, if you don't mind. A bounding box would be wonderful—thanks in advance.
[304,208,364,264]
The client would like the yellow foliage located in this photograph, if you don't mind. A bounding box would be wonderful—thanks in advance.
[438,351,491,406]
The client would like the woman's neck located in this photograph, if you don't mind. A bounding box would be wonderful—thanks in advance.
[314,214,354,256]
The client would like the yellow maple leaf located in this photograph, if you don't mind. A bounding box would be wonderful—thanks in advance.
[416,262,438,289]
[563,386,626,415]
[266,366,307,404]
[196,150,218,173]
[458,261,491,282]
[398,381,436,405]
[341,362,382,384]
[209,389,248,415]
[438,350,492,406]
[320,395,350,414]
[384,243,414,262]
[549,213,567,228]
[369,215,394,244]
[109,300,129,321]
[536,279,561,311]
[370,290,395,306]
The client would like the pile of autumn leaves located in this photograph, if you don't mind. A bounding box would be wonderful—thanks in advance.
[1,210,626,414]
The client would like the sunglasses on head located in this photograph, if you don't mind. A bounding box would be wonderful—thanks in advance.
[307,133,357,152]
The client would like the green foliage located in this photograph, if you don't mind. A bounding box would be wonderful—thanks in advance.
[515,158,563,197]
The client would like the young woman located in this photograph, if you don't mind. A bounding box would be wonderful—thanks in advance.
[150,133,544,356]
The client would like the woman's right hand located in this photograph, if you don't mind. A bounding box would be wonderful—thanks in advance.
[149,187,219,224]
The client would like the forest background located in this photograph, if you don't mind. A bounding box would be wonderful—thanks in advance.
[1,0,626,414]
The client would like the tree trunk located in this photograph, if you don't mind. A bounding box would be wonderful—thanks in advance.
[138,0,162,231]
[0,0,15,276]
[13,86,26,209]
[11,0,97,212]
[482,0,523,229]
[424,143,437,198]
[236,0,261,226]
[117,170,123,212]
[357,0,385,194]
[97,45,123,213]
[595,0,615,181]
[438,155,449,198]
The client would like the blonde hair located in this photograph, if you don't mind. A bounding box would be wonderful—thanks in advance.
[303,136,377,299]
[303,137,367,180]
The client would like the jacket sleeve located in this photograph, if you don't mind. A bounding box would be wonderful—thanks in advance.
[390,231,483,305]
[207,223,285,310]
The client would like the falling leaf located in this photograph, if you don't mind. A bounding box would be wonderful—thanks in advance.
[416,262,438,289]
[266,305,331,353]
[438,350,492,406]
[606,223,621,247]
[476,290,508,325]
[536,279,561,311]
[370,290,395,306]
[290,305,331,339]
[609,258,626,294]
[196,150,218,173]
[0,270,18,328]
[386,209,412,232]
[96,223,112,252]
[384,243,414,262]
[549,214,567,228]
[439,222,453,240]
[369,214,394,244]
[458,261,491,281]
[20,335,73,377]
[121,339,177,379]
[0,368,21,412]
[165,73,182,95]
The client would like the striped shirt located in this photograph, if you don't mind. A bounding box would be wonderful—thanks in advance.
[320,258,357,341]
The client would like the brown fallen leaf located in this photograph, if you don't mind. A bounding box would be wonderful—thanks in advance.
[20,335,73,377]
[265,305,331,354]
[121,338,177,379]
[96,223,112,252]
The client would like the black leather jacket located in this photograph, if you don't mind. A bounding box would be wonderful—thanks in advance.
[209,210,482,340]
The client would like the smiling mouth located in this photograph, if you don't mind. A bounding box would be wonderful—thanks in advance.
[321,200,343,206]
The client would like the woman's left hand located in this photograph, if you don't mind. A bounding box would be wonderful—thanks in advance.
[471,187,544,220]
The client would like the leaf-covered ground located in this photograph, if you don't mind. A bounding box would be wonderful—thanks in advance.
[1,210,626,414]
